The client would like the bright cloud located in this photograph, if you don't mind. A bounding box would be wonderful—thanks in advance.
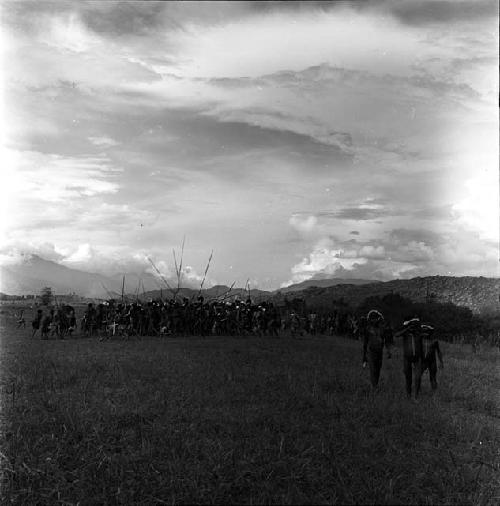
[1,1,498,290]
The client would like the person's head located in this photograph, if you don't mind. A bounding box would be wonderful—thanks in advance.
[403,317,420,329]
[421,324,434,338]
[367,309,384,325]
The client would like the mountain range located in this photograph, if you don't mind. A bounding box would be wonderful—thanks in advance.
[0,254,378,299]
[273,276,500,315]
[0,254,160,298]
[1,254,499,313]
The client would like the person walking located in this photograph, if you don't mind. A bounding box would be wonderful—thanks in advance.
[362,310,393,388]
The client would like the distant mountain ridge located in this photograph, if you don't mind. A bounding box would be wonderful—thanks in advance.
[279,278,380,293]
[0,254,160,298]
[273,276,500,314]
[0,254,271,300]
[1,255,498,314]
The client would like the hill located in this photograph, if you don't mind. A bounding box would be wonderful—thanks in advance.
[140,285,271,302]
[279,278,379,293]
[0,254,159,299]
[274,276,500,314]
[0,254,272,301]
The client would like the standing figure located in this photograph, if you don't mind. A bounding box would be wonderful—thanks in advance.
[361,310,393,388]
[31,309,43,338]
[41,310,53,340]
[67,308,77,337]
[83,303,96,337]
[421,324,444,391]
[394,317,425,399]
[17,310,26,329]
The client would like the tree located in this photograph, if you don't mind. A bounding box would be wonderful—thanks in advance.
[40,287,53,306]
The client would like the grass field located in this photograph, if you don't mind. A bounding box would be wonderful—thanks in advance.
[1,309,499,505]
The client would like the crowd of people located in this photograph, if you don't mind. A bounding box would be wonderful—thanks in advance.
[24,297,357,341]
[22,301,446,398]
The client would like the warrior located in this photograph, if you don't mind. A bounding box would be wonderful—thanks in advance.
[361,310,393,388]
[82,303,96,337]
[31,309,43,338]
[67,308,77,337]
[17,310,26,329]
[421,324,444,391]
[41,309,54,340]
[394,317,425,399]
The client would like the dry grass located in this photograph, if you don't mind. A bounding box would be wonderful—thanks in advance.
[0,313,499,505]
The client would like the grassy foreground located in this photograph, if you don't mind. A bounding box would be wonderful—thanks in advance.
[1,316,499,505]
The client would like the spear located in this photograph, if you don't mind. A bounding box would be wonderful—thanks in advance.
[172,236,186,300]
[242,278,250,299]
[147,257,177,299]
[197,249,213,298]
[121,275,125,304]
[135,278,141,303]
[100,282,115,300]
[217,281,236,302]
[102,283,131,303]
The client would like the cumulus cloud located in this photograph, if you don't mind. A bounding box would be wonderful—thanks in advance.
[284,222,499,286]
[2,1,497,290]
[289,214,318,234]
[0,241,66,266]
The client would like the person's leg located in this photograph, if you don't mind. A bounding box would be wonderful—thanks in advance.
[429,360,438,390]
[404,356,412,398]
[369,349,383,387]
[414,359,423,398]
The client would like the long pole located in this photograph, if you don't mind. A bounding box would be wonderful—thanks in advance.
[197,250,214,299]
[147,257,177,299]
[135,278,140,303]
[121,275,125,304]
[172,236,186,301]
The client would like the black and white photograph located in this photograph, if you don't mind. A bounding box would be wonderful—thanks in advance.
[0,0,499,504]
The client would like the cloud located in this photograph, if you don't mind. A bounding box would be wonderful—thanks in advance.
[249,0,498,25]
[289,215,318,234]
[0,241,66,266]
[7,150,120,203]
[283,222,499,286]
[322,206,393,221]
[2,2,497,290]
[387,0,498,26]
[88,136,120,147]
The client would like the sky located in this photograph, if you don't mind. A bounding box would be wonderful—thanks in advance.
[1,0,498,290]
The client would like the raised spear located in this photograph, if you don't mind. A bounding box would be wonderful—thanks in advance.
[147,256,177,300]
[217,281,236,302]
[197,249,213,299]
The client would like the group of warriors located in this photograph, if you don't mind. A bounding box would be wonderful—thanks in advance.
[25,306,77,339]
[25,297,355,341]
[20,298,499,398]
[360,309,444,399]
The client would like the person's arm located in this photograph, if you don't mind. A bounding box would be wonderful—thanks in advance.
[393,326,408,339]
[362,328,368,365]
[435,340,444,368]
